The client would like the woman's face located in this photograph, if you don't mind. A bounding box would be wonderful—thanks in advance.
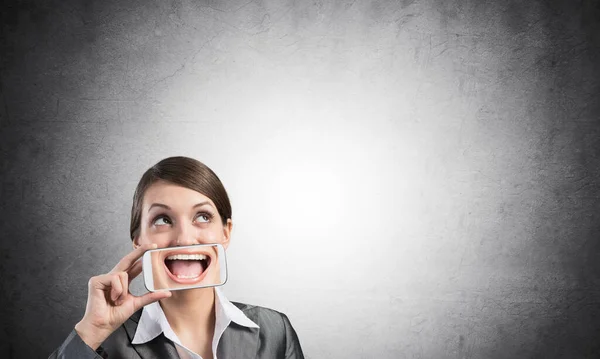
[134,180,232,290]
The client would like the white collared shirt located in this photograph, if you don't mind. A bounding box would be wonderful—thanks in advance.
[131,287,259,359]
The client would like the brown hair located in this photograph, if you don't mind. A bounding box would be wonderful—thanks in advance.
[129,156,232,241]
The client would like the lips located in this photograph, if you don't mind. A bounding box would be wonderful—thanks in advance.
[162,248,213,284]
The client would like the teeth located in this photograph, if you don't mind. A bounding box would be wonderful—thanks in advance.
[166,254,207,260]
[176,274,201,279]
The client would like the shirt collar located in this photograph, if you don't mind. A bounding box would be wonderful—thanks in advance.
[214,287,259,329]
[131,287,258,345]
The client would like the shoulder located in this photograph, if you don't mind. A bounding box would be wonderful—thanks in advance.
[230,302,305,358]
[231,301,295,334]
[232,301,290,321]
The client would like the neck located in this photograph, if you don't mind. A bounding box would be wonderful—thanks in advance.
[159,287,216,335]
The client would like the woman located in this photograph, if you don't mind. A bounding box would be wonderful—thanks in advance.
[50,156,304,359]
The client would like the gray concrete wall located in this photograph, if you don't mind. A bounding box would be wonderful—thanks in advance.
[1,0,599,358]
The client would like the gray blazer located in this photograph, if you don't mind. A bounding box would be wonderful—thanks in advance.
[49,302,305,359]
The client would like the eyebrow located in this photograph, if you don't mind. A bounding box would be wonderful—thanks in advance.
[148,201,212,212]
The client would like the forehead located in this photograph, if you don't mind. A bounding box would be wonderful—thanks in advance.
[142,180,216,209]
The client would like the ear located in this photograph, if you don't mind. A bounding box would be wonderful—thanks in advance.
[222,218,232,250]
[133,235,141,249]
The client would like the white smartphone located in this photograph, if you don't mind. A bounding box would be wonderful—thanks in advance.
[142,243,227,292]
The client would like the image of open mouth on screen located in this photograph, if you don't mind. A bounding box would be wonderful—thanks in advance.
[142,243,227,292]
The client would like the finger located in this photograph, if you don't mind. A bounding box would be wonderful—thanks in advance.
[111,243,157,273]
[127,260,143,283]
[116,272,128,304]
[89,273,118,290]
[132,291,172,312]
[109,274,124,303]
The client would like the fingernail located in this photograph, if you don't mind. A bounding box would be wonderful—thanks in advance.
[151,244,157,249]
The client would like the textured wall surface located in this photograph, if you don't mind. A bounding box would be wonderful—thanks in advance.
[1,0,599,358]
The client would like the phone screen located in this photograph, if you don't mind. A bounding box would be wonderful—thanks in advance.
[142,243,227,292]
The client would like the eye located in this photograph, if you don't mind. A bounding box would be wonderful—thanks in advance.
[152,215,171,226]
[195,212,212,223]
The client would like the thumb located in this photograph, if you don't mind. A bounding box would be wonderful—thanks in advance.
[132,291,172,311]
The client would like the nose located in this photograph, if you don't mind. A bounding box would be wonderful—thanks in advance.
[174,221,200,246]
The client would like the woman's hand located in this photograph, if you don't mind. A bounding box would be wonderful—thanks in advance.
[74,243,171,350]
